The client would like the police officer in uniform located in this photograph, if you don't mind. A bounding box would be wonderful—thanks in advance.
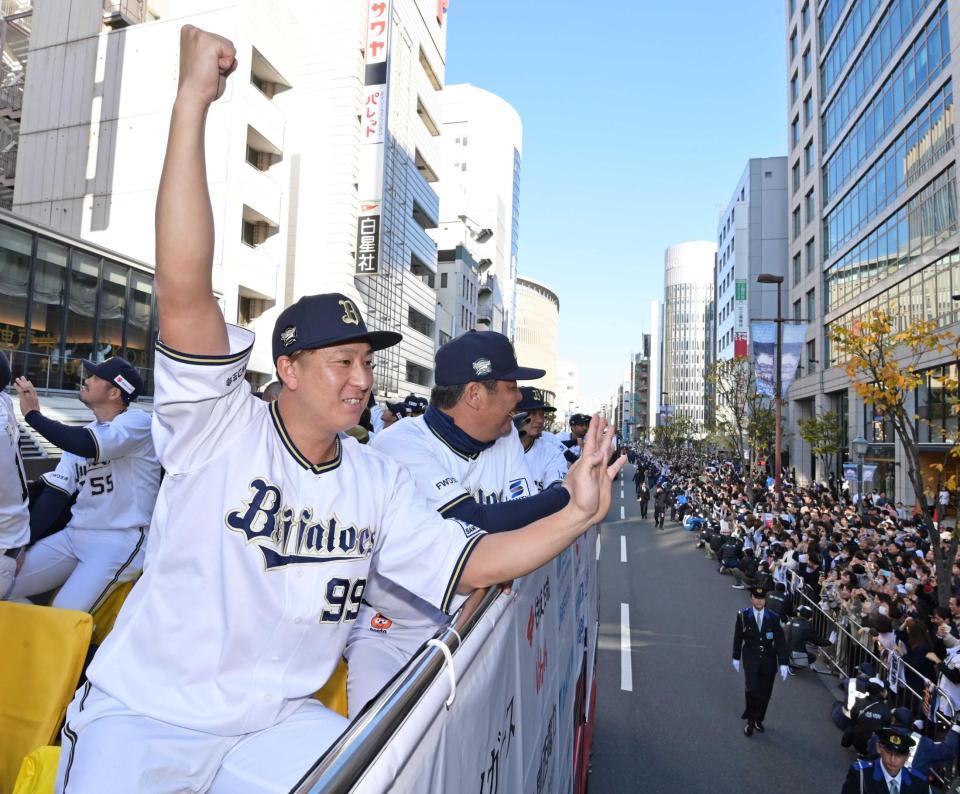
[842,728,929,793]
[732,585,789,736]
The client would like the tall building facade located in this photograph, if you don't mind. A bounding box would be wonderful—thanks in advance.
[434,84,522,338]
[785,0,960,501]
[631,335,652,441]
[556,359,580,421]
[13,0,293,384]
[662,241,716,427]
[0,0,32,209]
[648,298,663,429]
[514,275,559,400]
[714,158,789,362]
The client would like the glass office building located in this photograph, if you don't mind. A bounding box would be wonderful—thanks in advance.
[786,0,960,499]
[0,209,158,397]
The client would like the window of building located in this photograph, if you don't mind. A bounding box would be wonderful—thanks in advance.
[238,293,267,327]
[803,92,813,127]
[804,140,814,173]
[792,206,801,239]
[801,1,810,32]
[806,288,816,320]
[250,47,291,100]
[407,307,435,337]
[790,71,799,105]
[440,272,448,288]
[802,46,812,80]
[805,189,815,225]
[405,361,433,387]
[791,116,800,148]
[792,160,800,194]
[805,237,816,273]
[790,28,798,60]
[806,339,816,373]
[793,299,802,321]
[793,252,802,285]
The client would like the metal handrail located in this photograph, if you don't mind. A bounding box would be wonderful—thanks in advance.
[292,586,502,793]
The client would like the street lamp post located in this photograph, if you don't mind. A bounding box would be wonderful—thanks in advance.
[852,434,868,517]
[758,273,784,504]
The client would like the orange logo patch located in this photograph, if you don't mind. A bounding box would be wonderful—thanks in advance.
[370,613,393,632]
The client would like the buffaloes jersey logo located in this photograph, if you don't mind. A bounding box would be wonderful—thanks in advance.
[340,300,361,326]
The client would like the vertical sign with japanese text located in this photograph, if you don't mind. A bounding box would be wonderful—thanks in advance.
[356,0,391,276]
[734,279,748,358]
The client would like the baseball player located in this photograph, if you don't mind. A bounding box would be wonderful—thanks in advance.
[515,386,568,491]
[559,413,590,464]
[0,350,29,599]
[53,26,623,794]
[346,332,600,716]
[7,358,160,612]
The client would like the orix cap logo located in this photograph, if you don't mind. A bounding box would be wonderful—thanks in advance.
[472,357,493,376]
[340,300,361,326]
[280,326,297,347]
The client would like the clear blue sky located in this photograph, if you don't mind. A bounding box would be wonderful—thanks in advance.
[445,0,788,411]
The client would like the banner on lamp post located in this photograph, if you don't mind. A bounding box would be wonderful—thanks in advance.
[751,321,775,396]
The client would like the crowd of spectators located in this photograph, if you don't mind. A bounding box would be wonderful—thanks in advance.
[631,448,960,732]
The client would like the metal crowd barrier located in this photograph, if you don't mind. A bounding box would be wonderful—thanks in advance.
[784,571,960,785]
[292,586,501,793]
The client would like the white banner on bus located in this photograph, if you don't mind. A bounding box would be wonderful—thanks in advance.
[353,527,599,794]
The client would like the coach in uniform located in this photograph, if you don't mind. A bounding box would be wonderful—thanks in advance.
[0,350,29,599]
[842,728,929,793]
[51,26,623,793]
[516,386,569,491]
[347,330,590,715]
[559,413,590,464]
[732,585,789,736]
[7,357,160,612]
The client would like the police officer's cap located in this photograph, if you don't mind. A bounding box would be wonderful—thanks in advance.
[748,586,768,599]
[877,728,916,754]
[857,661,877,678]
[796,604,813,619]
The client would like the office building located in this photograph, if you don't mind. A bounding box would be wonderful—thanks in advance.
[786,0,959,499]
[714,158,789,362]
[514,275,559,400]
[434,83,522,338]
[662,241,716,428]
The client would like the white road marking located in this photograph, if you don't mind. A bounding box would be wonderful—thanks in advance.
[620,489,624,499]
[621,603,633,692]
[620,505,625,520]
[596,535,601,560]
[620,535,627,562]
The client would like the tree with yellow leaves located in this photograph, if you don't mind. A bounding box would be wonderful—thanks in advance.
[832,309,959,607]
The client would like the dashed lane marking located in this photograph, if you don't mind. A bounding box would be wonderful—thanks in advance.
[621,603,633,692]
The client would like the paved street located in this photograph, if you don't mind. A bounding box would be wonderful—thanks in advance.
[588,466,852,793]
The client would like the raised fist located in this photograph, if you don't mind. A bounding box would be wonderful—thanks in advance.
[177,25,237,106]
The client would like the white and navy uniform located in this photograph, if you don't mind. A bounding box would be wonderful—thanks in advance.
[55,326,484,794]
[523,435,568,492]
[9,408,159,612]
[0,391,30,597]
[345,416,534,717]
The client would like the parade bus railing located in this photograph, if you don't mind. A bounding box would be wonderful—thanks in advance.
[293,526,602,794]
[784,570,959,785]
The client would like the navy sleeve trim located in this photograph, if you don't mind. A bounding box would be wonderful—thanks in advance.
[155,339,251,366]
[444,485,570,534]
[441,532,485,613]
[438,492,472,515]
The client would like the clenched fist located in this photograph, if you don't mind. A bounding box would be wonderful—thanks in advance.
[177,25,237,107]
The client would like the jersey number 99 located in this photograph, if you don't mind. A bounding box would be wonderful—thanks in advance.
[320,577,366,624]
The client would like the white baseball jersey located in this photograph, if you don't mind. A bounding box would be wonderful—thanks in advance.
[0,392,30,549]
[88,325,484,735]
[523,435,568,492]
[41,409,161,532]
[367,416,534,625]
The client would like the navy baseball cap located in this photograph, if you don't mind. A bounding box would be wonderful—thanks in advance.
[569,413,591,426]
[517,387,556,413]
[272,293,401,363]
[434,330,545,386]
[403,393,426,413]
[386,400,407,418]
[82,357,144,402]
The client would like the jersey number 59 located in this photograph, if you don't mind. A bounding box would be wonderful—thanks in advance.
[320,577,366,624]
